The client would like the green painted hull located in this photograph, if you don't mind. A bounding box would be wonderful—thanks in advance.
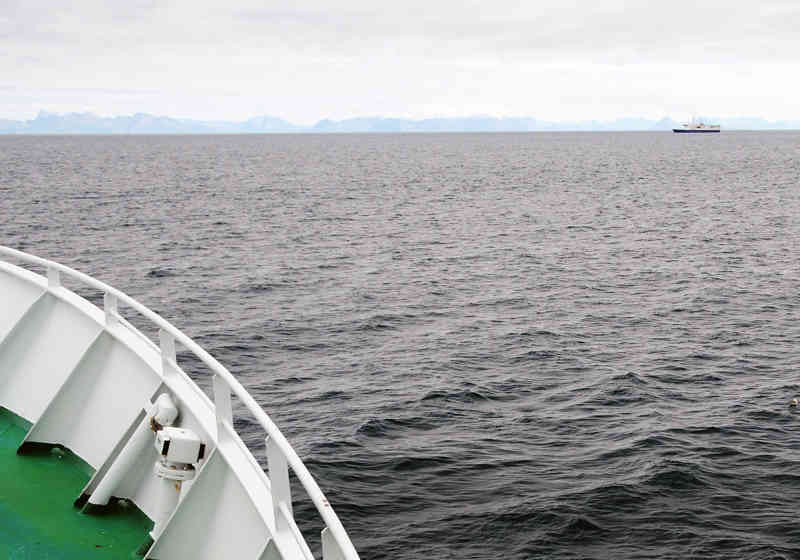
[0,408,152,559]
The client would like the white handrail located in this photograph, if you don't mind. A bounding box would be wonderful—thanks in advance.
[0,246,360,560]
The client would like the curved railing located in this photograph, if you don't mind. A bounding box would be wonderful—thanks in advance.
[0,245,360,560]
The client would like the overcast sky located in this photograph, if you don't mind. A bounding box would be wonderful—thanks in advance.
[2,0,799,123]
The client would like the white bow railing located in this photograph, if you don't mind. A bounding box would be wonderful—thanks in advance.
[0,245,360,560]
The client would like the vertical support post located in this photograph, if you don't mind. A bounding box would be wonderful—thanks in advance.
[212,374,233,443]
[104,292,118,326]
[322,527,346,560]
[159,329,176,378]
[266,435,292,532]
[47,266,61,288]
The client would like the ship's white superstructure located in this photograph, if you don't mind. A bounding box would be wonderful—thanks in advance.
[673,117,721,133]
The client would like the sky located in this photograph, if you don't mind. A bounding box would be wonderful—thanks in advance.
[2,0,799,124]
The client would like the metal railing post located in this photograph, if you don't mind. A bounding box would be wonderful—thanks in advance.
[47,266,61,288]
[104,292,119,326]
[266,435,293,533]
[159,329,177,379]
[213,374,233,443]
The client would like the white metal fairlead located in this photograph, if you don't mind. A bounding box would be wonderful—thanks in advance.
[86,393,180,511]
[151,426,205,539]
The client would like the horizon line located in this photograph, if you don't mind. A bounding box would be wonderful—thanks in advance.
[4,110,800,125]
[3,111,800,134]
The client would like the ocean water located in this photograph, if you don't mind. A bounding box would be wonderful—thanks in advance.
[3,131,800,559]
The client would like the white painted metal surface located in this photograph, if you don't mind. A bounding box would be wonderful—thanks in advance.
[0,246,360,560]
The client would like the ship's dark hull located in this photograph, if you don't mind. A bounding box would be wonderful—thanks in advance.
[672,129,720,133]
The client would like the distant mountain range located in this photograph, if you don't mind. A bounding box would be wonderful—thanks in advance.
[1,111,799,134]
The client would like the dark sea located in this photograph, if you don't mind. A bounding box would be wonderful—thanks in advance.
[3,131,800,559]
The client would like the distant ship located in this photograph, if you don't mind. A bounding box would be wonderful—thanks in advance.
[673,119,721,133]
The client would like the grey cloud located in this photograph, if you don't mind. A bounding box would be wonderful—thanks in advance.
[226,1,800,63]
[6,1,800,63]
[2,0,800,122]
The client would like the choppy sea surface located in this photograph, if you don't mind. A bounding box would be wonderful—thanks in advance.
[3,132,800,559]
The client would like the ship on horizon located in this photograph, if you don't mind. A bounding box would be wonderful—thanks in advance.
[673,117,721,133]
